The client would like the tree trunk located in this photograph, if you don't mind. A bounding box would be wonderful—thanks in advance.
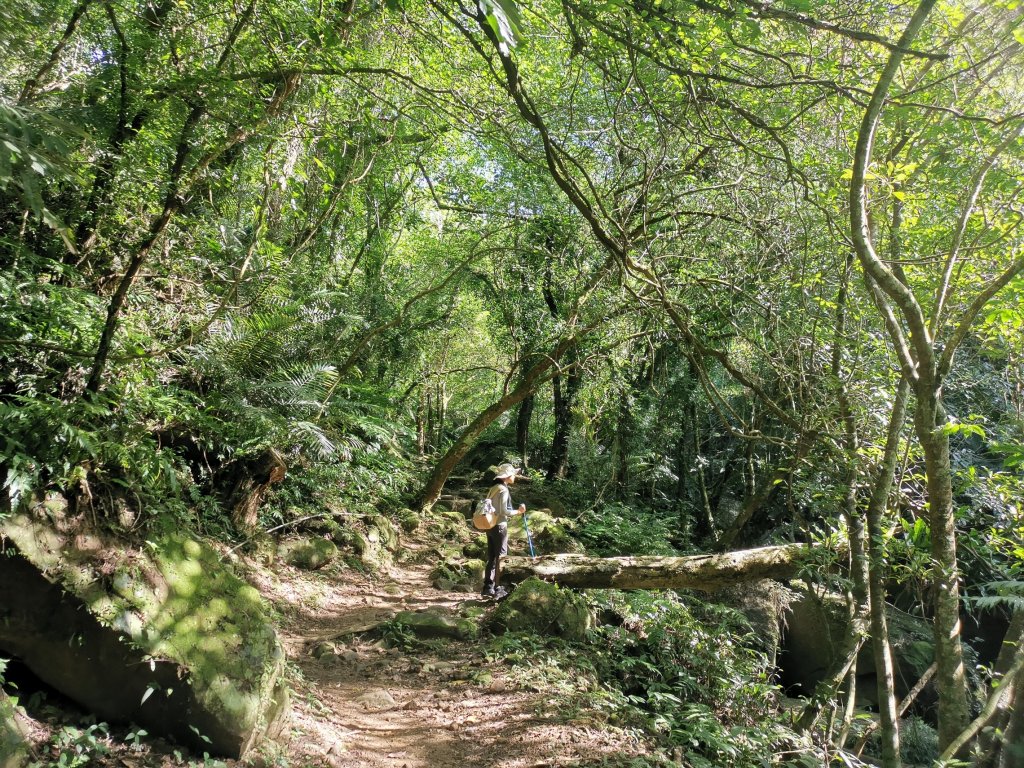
[85,71,300,395]
[795,612,869,734]
[85,104,204,394]
[610,386,632,496]
[548,373,569,478]
[845,0,973,747]
[974,611,1024,768]
[915,390,970,745]
[416,386,427,455]
[717,436,810,550]
[547,355,580,480]
[500,543,822,591]
[516,393,534,465]
[416,336,578,511]
[222,449,287,533]
[998,682,1024,768]
[940,612,1024,765]
[436,379,447,447]
[867,378,910,768]
[675,361,715,543]
[425,389,435,453]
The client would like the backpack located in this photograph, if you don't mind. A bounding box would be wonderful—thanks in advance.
[472,496,497,531]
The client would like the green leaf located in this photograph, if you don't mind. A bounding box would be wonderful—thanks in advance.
[479,0,524,49]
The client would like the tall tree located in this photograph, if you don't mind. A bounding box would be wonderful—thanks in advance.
[848,0,1024,746]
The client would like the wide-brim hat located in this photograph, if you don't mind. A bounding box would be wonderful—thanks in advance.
[491,462,524,480]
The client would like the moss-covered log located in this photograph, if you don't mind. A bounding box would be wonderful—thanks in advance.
[501,543,815,592]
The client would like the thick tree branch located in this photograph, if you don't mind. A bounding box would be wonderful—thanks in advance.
[849,0,940,370]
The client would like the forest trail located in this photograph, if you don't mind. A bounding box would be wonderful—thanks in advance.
[246,538,648,768]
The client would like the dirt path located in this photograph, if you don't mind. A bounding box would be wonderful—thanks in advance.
[248,544,649,768]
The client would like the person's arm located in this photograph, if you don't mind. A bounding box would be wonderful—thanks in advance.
[505,486,526,517]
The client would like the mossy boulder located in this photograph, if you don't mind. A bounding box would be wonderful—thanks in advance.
[779,589,850,693]
[366,515,400,552]
[431,558,485,593]
[506,510,582,554]
[462,537,487,560]
[488,577,592,641]
[347,529,391,571]
[397,508,420,533]
[392,610,478,641]
[780,588,933,701]
[0,689,30,768]
[432,508,471,538]
[714,580,796,666]
[277,536,338,570]
[0,509,288,759]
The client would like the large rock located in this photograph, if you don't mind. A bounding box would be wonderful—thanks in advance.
[392,610,478,641]
[338,515,402,572]
[367,515,401,552]
[0,508,288,759]
[488,577,592,641]
[779,588,932,700]
[715,580,797,666]
[396,508,420,533]
[431,558,485,593]
[278,536,338,570]
[462,537,487,560]
[0,689,30,768]
[346,529,391,571]
[779,590,850,694]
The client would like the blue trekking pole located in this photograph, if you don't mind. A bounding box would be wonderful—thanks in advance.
[522,510,536,560]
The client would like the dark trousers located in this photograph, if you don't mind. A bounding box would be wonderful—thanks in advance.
[482,523,508,590]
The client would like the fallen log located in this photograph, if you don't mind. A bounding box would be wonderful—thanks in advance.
[501,542,818,592]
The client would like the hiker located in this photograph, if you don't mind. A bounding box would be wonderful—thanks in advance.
[481,463,526,598]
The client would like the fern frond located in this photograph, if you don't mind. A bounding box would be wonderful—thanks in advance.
[972,595,1024,612]
[288,420,337,458]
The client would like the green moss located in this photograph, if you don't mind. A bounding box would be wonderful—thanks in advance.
[0,514,285,753]
[0,689,30,767]
[138,535,280,695]
[397,508,420,533]
[462,537,487,559]
[488,577,592,641]
[277,537,338,570]
[506,510,580,553]
[367,515,400,552]
[431,558,484,593]
[393,610,478,641]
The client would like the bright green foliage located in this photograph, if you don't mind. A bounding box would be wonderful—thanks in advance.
[485,587,803,766]
[588,591,793,762]
[576,502,681,556]
[2,0,1024,760]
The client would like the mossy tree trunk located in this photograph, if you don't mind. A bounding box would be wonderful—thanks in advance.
[866,379,910,767]
[969,611,1024,767]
